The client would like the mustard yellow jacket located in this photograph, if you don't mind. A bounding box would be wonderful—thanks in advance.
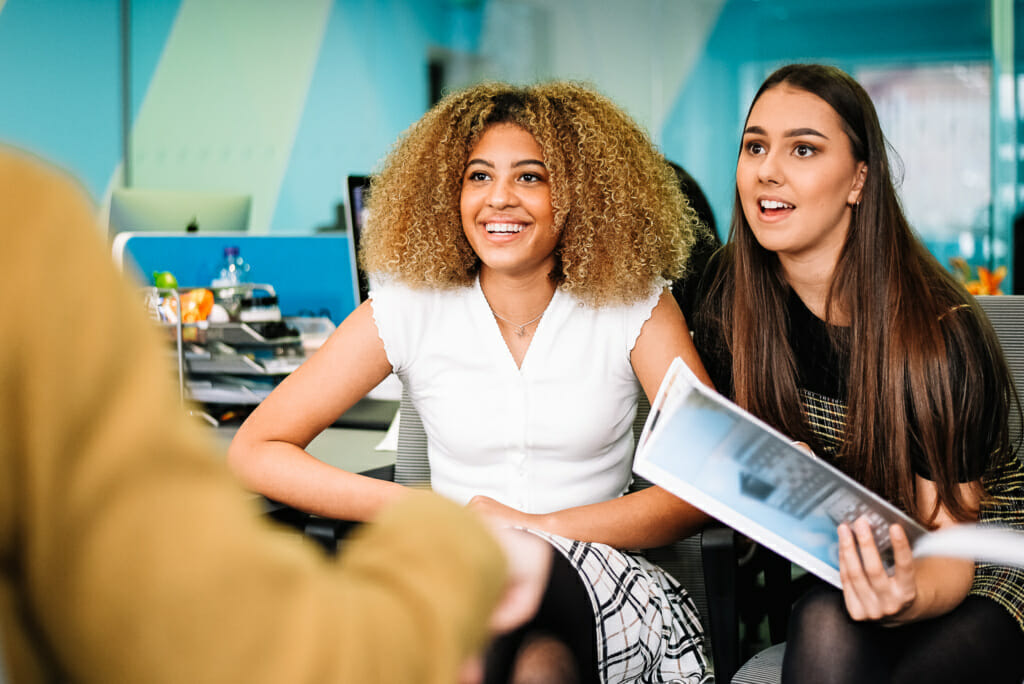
[0,147,506,683]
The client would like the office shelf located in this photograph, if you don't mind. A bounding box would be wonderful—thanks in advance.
[142,285,310,422]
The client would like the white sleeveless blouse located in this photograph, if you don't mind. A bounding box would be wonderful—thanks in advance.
[369,276,663,514]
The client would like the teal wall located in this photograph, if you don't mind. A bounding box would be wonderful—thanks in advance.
[0,0,1014,286]
[0,1,120,198]
[0,0,468,234]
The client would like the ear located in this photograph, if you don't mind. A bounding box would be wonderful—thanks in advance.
[848,162,867,205]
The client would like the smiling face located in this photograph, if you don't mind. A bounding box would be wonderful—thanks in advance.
[460,123,558,281]
[736,84,867,271]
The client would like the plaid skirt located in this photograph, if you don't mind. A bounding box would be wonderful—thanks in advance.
[527,530,712,684]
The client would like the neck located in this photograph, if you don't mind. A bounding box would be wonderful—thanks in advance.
[778,253,841,323]
[479,267,556,321]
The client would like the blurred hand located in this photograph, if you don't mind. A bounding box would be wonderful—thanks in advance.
[486,526,553,634]
[455,523,553,684]
[838,517,917,624]
[457,655,484,684]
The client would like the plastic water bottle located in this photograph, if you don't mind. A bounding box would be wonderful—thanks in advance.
[211,246,250,287]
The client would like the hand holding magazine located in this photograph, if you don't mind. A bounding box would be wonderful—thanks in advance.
[634,357,1024,588]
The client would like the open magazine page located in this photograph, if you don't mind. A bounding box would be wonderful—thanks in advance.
[914,524,1024,566]
[637,353,690,452]
[634,357,927,588]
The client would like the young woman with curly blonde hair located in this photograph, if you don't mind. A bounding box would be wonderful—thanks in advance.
[229,81,714,683]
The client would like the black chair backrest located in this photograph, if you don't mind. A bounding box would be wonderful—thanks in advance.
[976,295,1024,454]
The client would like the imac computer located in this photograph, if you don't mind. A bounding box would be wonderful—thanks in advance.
[109,188,252,238]
[345,174,400,402]
[345,175,371,309]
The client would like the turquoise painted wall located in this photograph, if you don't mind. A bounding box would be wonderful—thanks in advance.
[270,0,453,234]
[0,0,465,234]
[0,0,1012,285]
[0,0,120,199]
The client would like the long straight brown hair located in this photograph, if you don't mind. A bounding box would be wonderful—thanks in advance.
[705,64,1015,525]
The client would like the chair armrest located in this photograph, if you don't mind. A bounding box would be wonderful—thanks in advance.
[302,463,397,553]
[260,463,398,555]
[360,463,396,481]
[701,523,740,684]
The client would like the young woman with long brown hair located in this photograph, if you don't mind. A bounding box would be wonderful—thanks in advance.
[694,63,1024,683]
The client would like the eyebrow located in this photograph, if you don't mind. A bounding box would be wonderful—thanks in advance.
[743,125,830,140]
[466,158,547,168]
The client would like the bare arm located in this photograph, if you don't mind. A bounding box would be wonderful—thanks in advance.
[470,290,713,548]
[839,475,978,625]
[226,299,407,520]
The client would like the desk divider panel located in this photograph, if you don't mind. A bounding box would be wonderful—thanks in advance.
[114,233,356,325]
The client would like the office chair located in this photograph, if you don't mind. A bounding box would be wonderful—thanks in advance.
[731,293,1024,684]
[264,390,744,682]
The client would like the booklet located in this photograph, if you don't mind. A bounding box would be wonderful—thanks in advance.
[634,357,1024,587]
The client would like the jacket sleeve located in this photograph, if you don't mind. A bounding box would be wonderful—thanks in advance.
[0,147,506,684]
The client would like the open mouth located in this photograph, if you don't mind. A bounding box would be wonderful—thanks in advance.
[485,222,525,234]
[759,199,795,216]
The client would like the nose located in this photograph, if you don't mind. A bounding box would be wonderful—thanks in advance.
[757,150,783,185]
[486,176,518,208]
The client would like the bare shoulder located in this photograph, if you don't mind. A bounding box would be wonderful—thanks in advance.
[632,289,714,399]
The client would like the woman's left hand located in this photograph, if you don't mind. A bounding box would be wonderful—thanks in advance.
[467,495,541,530]
[837,517,918,624]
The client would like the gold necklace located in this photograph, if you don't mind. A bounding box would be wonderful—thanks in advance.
[490,309,544,337]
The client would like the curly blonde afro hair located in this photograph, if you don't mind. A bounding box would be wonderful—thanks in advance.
[360,80,699,307]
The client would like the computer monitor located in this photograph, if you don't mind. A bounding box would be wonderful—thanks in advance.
[345,173,402,401]
[108,188,252,239]
[345,175,371,307]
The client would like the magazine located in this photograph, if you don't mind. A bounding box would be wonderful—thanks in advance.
[634,357,1024,587]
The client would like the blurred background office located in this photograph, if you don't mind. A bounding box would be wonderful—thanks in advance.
[0,0,1019,300]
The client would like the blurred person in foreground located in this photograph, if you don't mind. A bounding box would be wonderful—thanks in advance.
[0,144,550,683]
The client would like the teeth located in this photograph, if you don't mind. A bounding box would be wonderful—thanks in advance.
[760,200,794,210]
[486,223,523,233]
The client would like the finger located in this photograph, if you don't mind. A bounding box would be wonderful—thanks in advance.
[837,523,866,618]
[838,557,865,619]
[889,523,915,576]
[791,441,813,454]
[457,656,484,684]
[852,516,889,584]
[838,522,880,620]
[884,524,919,613]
